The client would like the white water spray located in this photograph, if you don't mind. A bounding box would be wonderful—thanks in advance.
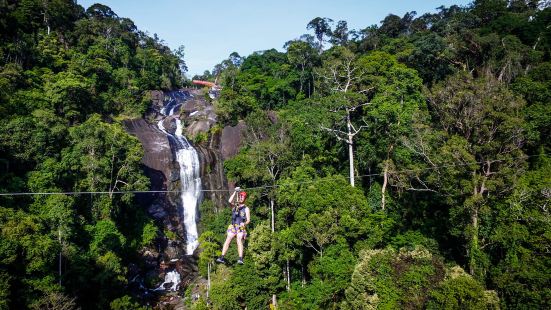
[154,270,181,291]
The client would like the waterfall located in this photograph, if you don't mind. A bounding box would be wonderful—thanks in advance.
[158,91,202,255]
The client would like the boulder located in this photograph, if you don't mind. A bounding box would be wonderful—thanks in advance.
[220,121,247,160]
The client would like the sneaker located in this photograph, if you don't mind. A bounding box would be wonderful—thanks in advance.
[215,256,226,264]
[237,258,244,265]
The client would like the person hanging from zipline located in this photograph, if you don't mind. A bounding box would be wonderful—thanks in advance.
[216,187,250,265]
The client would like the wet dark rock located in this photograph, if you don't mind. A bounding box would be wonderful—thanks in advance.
[169,170,180,182]
[162,116,179,136]
[142,250,159,269]
[148,203,167,220]
[165,242,184,261]
[182,98,200,113]
[149,90,164,115]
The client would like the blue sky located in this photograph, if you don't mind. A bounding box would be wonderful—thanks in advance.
[77,0,473,76]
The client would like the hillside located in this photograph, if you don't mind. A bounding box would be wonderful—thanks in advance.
[1,1,550,309]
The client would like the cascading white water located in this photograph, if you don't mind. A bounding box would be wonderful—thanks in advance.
[174,120,202,254]
[158,91,202,255]
[154,270,181,291]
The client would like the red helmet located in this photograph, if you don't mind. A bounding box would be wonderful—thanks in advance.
[238,191,247,201]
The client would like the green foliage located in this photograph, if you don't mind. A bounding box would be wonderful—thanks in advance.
[488,154,551,308]
[427,274,491,310]
[88,220,126,256]
[208,266,242,310]
[343,246,446,309]
[0,271,10,310]
[199,199,230,238]
[214,49,300,125]
[279,279,336,309]
[192,131,208,145]
[139,221,157,248]
[197,230,219,277]
[29,292,78,310]
[110,295,146,310]
[308,242,356,293]
[390,231,439,253]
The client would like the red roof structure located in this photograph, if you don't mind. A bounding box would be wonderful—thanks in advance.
[192,80,217,88]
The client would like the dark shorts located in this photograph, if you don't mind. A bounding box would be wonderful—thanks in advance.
[227,224,247,239]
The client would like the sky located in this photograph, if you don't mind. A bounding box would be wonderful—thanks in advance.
[77,0,473,76]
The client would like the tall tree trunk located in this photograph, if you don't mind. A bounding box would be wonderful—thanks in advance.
[468,175,486,276]
[382,161,389,210]
[469,207,479,276]
[207,262,211,298]
[270,198,275,233]
[301,263,305,287]
[347,110,355,187]
[58,227,62,286]
[286,258,291,292]
[299,65,305,94]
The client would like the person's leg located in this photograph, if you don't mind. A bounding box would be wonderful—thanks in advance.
[221,232,236,256]
[236,233,244,258]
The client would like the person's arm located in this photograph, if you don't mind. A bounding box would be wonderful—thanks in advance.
[228,187,240,206]
[228,192,236,206]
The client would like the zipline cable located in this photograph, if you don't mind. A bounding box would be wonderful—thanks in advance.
[0,153,546,196]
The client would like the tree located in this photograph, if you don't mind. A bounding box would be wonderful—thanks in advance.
[319,93,369,187]
[198,231,219,298]
[315,46,371,187]
[354,51,426,209]
[330,20,349,46]
[63,114,149,203]
[276,171,390,254]
[422,72,527,277]
[212,52,242,90]
[85,3,118,20]
[343,246,447,309]
[286,40,318,96]
[30,291,78,310]
[174,45,188,74]
[306,17,334,51]
[44,71,93,123]
[406,32,454,85]
[427,267,498,309]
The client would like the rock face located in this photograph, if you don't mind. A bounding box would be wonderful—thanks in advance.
[182,96,218,139]
[124,118,173,182]
[219,121,246,160]
[123,88,247,304]
[123,118,182,230]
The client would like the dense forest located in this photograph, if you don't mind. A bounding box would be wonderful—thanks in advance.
[0,1,185,308]
[1,0,550,309]
[198,0,551,309]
